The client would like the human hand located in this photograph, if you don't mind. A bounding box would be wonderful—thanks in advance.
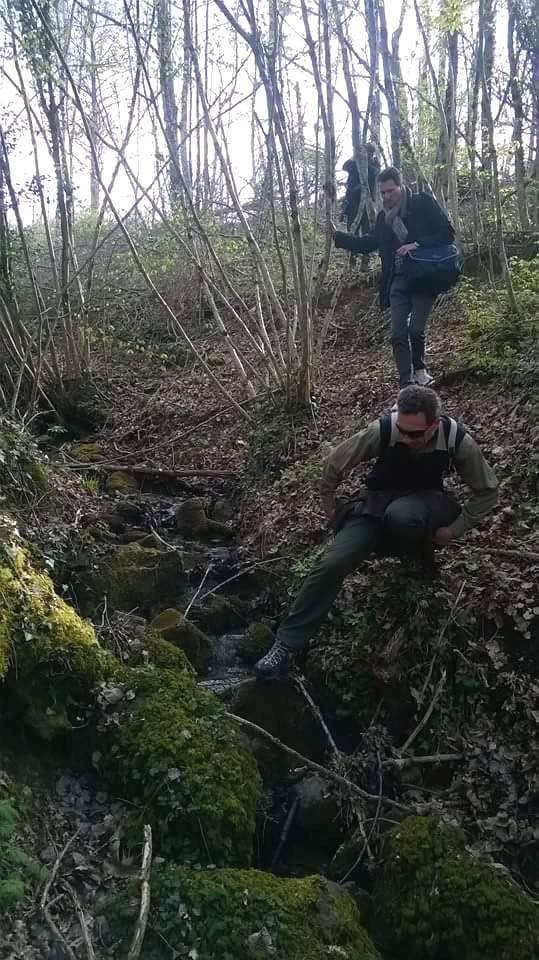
[397,241,419,256]
[433,526,453,547]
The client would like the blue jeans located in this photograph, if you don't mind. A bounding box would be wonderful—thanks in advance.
[390,276,436,386]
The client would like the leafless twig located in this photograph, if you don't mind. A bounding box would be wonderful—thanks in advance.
[40,828,81,960]
[184,563,214,618]
[399,670,447,756]
[271,795,299,870]
[63,881,96,960]
[127,824,153,960]
[295,675,339,758]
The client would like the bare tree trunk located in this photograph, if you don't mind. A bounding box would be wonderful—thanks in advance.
[156,0,182,203]
[481,0,496,183]
[507,0,530,231]
[377,0,401,167]
[364,0,381,145]
[480,28,519,316]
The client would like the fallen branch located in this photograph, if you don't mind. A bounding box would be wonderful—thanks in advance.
[40,828,81,960]
[196,556,289,604]
[229,712,410,812]
[62,461,237,480]
[384,752,463,768]
[63,880,96,960]
[127,824,153,960]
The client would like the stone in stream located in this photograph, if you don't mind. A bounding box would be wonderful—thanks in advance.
[149,608,211,674]
[175,497,233,540]
[77,542,186,616]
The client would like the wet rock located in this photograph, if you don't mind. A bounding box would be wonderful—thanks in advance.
[232,679,328,785]
[176,498,233,540]
[89,543,185,614]
[105,471,139,495]
[193,593,248,634]
[149,608,211,673]
[211,497,235,523]
[294,774,342,843]
[238,622,274,665]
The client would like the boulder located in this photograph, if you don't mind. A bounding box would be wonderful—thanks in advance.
[95,543,185,614]
[294,774,342,843]
[232,679,328,784]
[104,866,380,960]
[99,667,261,866]
[0,515,112,739]
[105,471,138,495]
[238,622,274,666]
[70,442,105,463]
[376,816,539,959]
[176,498,232,540]
[193,593,248,634]
[149,608,211,673]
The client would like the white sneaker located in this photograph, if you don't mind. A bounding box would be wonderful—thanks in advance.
[414,369,434,387]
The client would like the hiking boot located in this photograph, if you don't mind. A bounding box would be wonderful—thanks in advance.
[254,640,292,679]
[414,368,434,386]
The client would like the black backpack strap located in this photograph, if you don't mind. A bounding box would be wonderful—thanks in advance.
[379,415,392,454]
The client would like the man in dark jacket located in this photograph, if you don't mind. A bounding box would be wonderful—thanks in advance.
[333,167,455,391]
[254,385,498,679]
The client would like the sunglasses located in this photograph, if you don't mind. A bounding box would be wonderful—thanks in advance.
[396,423,430,439]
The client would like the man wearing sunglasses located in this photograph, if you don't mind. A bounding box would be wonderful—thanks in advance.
[255,385,498,679]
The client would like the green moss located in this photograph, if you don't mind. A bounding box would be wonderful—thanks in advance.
[0,525,112,738]
[102,543,184,612]
[105,865,380,960]
[101,667,261,866]
[105,471,138,495]
[71,442,105,462]
[150,608,210,672]
[377,816,539,959]
[238,622,274,665]
[142,631,195,673]
[21,459,49,493]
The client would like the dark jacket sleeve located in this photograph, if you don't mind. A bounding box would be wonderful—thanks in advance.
[334,214,382,255]
[412,193,455,248]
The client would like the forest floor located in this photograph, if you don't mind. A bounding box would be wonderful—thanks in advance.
[2,280,538,957]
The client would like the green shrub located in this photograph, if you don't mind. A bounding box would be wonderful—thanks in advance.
[0,790,43,914]
[461,257,539,375]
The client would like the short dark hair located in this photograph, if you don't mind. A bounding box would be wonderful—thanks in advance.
[397,385,441,423]
[378,166,402,186]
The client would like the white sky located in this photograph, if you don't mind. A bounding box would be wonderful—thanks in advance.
[0,0,510,223]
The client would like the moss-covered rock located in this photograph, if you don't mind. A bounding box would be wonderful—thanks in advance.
[377,816,539,959]
[176,498,232,540]
[105,470,138,495]
[101,667,260,865]
[238,622,274,666]
[149,608,211,673]
[21,458,49,493]
[70,442,105,462]
[140,632,195,673]
[106,865,380,959]
[97,543,185,613]
[0,516,112,738]
[193,593,248,634]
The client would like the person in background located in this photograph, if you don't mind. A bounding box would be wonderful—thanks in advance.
[254,386,498,680]
[332,167,456,395]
